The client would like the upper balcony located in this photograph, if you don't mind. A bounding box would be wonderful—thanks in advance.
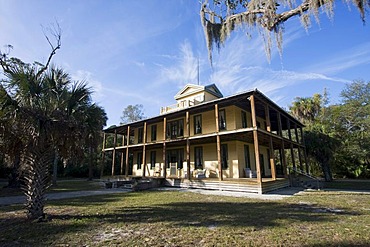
[160,98,203,115]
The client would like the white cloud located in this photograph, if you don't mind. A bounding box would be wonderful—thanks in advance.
[307,42,370,75]
[157,40,198,88]
[72,70,105,102]
[205,32,350,103]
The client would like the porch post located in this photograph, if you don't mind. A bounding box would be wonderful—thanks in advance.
[277,113,287,177]
[287,120,296,170]
[298,146,303,171]
[142,122,147,177]
[290,144,296,169]
[100,132,106,178]
[281,140,288,178]
[287,119,292,141]
[111,130,117,176]
[125,126,130,178]
[120,135,125,175]
[186,111,191,179]
[215,104,223,181]
[300,127,310,174]
[250,94,262,185]
[163,117,167,178]
[294,123,300,144]
[265,104,276,180]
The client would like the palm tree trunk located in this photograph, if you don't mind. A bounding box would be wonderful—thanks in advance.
[22,146,53,221]
[7,154,21,188]
[52,149,59,186]
[88,146,93,181]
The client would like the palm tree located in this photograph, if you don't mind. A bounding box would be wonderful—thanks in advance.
[289,94,322,125]
[0,57,106,220]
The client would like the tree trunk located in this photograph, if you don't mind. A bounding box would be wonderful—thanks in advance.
[22,146,53,221]
[88,146,93,181]
[321,162,333,182]
[52,149,58,186]
[7,155,21,188]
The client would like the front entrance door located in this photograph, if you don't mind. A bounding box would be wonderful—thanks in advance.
[170,154,177,176]
[167,149,184,177]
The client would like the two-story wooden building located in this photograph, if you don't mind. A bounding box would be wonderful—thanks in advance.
[102,84,307,193]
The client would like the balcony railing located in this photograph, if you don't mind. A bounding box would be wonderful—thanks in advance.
[161,99,203,114]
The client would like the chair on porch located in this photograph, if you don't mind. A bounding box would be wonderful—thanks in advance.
[194,169,207,178]
[244,168,257,178]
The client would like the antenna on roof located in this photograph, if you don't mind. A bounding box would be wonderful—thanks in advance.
[197,56,200,85]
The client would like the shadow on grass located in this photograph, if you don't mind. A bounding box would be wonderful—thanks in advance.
[0,190,364,246]
[49,191,361,229]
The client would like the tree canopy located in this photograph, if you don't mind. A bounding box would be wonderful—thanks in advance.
[120,104,145,124]
[200,0,370,62]
[290,80,370,180]
[0,28,107,220]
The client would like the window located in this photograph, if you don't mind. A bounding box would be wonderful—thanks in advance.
[138,127,143,143]
[244,145,251,168]
[151,125,157,141]
[178,150,184,169]
[257,121,261,128]
[194,147,203,169]
[241,111,247,128]
[166,119,184,139]
[267,149,271,169]
[259,154,265,176]
[150,151,156,169]
[137,152,142,169]
[221,144,228,169]
[219,109,226,130]
[194,115,202,134]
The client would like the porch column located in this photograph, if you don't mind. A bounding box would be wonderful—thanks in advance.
[215,104,223,181]
[120,135,125,175]
[290,143,296,169]
[277,112,282,137]
[111,130,117,176]
[281,140,288,178]
[277,113,287,177]
[300,127,310,174]
[125,126,130,178]
[287,119,292,141]
[186,111,191,180]
[100,132,106,178]
[265,104,276,180]
[142,122,147,177]
[163,117,167,178]
[298,146,304,171]
[294,123,300,144]
[287,120,296,170]
[250,94,262,184]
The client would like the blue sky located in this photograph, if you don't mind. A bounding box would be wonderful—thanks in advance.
[1,1,370,127]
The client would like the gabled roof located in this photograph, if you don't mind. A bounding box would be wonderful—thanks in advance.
[174,83,223,100]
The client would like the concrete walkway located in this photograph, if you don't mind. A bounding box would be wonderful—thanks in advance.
[0,188,131,206]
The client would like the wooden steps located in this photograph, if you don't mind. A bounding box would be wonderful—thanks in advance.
[165,178,289,194]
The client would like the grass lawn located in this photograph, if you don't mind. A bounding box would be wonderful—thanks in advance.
[324,179,370,191]
[0,189,369,246]
[0,179,104,197]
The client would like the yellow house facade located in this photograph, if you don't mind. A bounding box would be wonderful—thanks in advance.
[102,84,307,193]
